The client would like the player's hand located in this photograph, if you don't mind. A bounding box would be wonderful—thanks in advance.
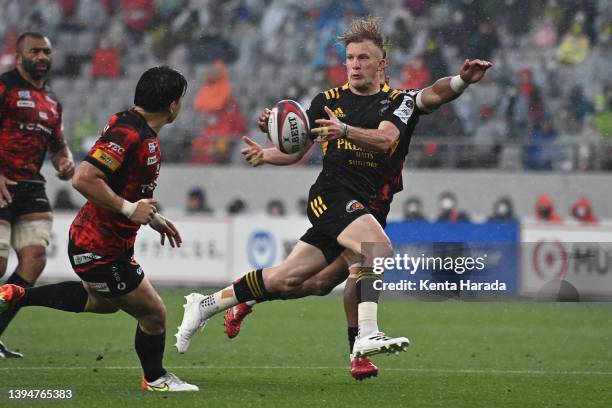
[240,136,265,167]
[130,198,158,225]
[459,59,493,84]
[311,106,345,143]
[0,174,17,208]
[56,157,75,180]
[257,108,272,133]
[150,213,182,248]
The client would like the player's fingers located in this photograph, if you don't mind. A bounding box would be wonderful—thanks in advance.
[324,106,337,119]
[5,178,17,186]
[242,136,257,146]
[0,187,11,203]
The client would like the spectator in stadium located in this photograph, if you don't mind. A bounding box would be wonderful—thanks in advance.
[227,197,247,215]
[296,197,308,216]
[399,55,431,91]
[185,187,213,215]
[558,23,590,65]
[566,85,594,125]
[191,98,246,165]
[120,0,155,38]
[487,197,518,222]
[436,191,470,223]
[535,194,563,223]
[90,36,120,79]
[402,197,427,221]
[193,59,231,114]
[571,196,599,224]
[525,114,560,170]
[53,188,78,211]
[266,199,286,217]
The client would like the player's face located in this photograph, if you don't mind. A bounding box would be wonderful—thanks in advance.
[17,37,53,80]
[346,40,384,94]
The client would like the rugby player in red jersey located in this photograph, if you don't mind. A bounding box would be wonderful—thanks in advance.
[0,32,75,358]
[0,67,198,392]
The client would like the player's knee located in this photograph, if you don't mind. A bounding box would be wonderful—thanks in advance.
[143,303,167,332]
[371,238,393,260]
[17,247,47,273]
[305,277,335,296]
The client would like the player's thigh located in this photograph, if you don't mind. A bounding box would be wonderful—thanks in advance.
[266,240,329,284]
[110,276,165,320]
[82,281,120,313]
[337,213,392,257]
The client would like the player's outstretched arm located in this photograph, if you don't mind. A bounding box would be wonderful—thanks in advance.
[240,136,312,167]
[418,59,493,111]
[72,161,157,225]
[312,106,399,152]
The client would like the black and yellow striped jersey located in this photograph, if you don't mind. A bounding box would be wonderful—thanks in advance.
[305,83,422,204]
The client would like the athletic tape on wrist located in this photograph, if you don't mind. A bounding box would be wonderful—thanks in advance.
[120,200,138,219]
[450,75,469,93]
[150,213,168,229]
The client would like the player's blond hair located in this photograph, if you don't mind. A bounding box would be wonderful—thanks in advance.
[339,16,387,53]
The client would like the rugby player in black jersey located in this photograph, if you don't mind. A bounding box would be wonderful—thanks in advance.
[175,18,492,366]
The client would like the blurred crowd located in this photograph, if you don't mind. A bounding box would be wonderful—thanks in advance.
[1,0,611,170]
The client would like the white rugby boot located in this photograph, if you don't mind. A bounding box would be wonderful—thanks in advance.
[352,332,410,357]
[174,293,209,353]
[141,372,199,392]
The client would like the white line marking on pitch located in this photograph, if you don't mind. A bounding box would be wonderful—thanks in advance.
[0,366,610,376]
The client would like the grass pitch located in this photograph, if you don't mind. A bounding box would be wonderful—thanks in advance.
[1,287,611,407]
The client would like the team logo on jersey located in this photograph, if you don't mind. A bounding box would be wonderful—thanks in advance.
[45,95,58,106]
[346,200,365,213]
[17,100,35,108]
[39,111,48,120]
[92,148,121,171]
[148,142,156,153]
[147,156,158,165]
[18,90,31,99]
[334,107,346,118]
[107,142,126,155]
[392,95,415,125]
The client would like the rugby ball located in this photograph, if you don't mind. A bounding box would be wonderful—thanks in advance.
[267,99,310,154]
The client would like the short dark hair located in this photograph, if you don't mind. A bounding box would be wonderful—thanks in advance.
[16,32,47,52]
[339,17,387,53]
[134,66,188,113]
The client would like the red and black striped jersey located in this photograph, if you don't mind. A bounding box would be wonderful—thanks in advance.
[0,69,65,181]
[70,108,161,256]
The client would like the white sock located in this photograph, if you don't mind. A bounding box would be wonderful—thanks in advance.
[357,302,379,338]
[202,285,239,319]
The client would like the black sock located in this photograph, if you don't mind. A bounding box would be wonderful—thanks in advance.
[0,277,84,337]
[355,267,382,304]
[18,281,88,312]
[233,269,270,303]
[135,324,167,382]
[348,326,358,354]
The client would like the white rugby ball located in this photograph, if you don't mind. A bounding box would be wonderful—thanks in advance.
[267,99,310,154]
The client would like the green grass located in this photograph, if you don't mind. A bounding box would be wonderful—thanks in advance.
[1,288,611,407]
